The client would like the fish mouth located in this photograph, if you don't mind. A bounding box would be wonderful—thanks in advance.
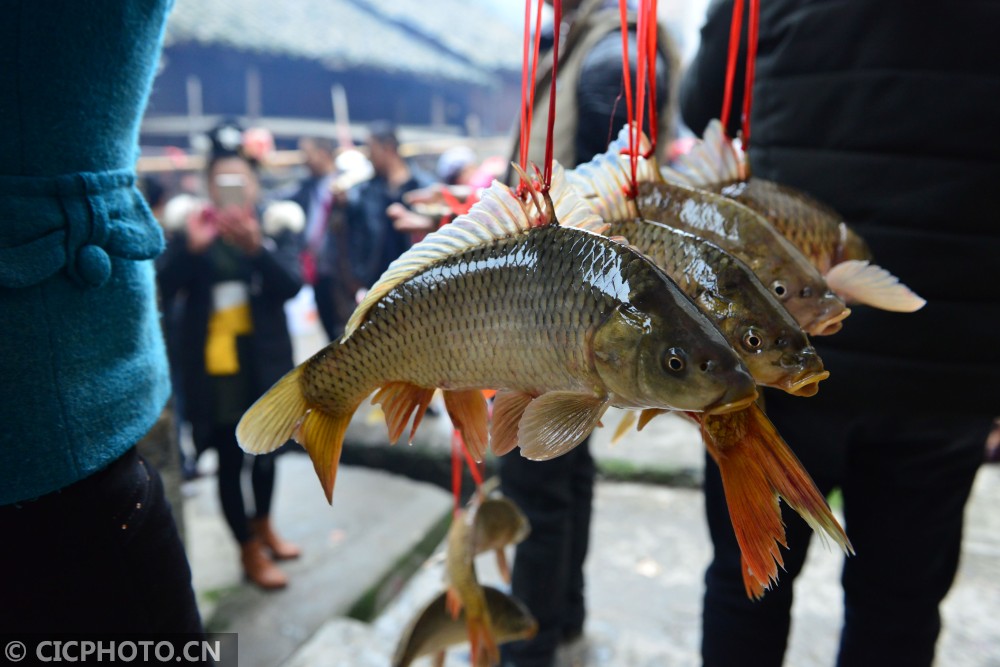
[706,390,759,415]
[784,370,830,397]
[807,307,851,336]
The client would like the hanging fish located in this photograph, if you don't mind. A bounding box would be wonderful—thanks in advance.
[666,120,925,313]
[552,165,826,397]
[392,586,537,667]
[569,128,850,336]
[472,495,530,583]
[236,176,756,503]
[555,157,852,597]
[445,504,498,667]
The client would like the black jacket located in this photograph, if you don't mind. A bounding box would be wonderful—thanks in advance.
[681,0,1000,416]
[345,169,434,289]
[156,222,303,428]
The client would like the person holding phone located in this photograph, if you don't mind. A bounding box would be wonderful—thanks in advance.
[157,122,306,589]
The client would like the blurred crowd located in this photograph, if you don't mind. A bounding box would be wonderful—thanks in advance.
[141,119,504,589]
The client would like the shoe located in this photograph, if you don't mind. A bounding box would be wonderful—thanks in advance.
[251,516,302,560]
[240,538,288,590]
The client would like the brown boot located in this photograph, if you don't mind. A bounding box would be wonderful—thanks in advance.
[252,516,302,560]
[240,538,288,590]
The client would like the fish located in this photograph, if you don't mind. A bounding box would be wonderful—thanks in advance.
[568,127,851,336]
[553,165,827,397]
[667,120,925,313]
[552,158,852,596]
[236,176,757,503]
[391,586,537,667]
[472,495,530,583]
[445,505,498,666]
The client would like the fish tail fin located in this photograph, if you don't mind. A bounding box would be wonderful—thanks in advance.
[700,405,852,597]
[740,554,769,600]
[825,260,926,312]
[237,366,308,454]
[671,118,746,187]
[466,613,500,667]
[298,408,354,505]
[237,365,355,504]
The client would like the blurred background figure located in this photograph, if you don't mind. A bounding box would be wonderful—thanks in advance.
[498,1,676,666]
[681,1,999,666]
[289,136,342,341]
[436,145,478,186]
[156,121,305,590]
[346,121,436,292]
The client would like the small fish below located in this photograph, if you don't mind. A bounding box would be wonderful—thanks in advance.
[392,586,538,667]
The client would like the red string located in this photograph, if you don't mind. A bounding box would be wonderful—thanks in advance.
[741,0,760,147]
[542,0,562,191]
[643,0,659,156]
[451,430,462,512]
[719,0,744,136]
[618,0,637,197]
[518,0,546,188]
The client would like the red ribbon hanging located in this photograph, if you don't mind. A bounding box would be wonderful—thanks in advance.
[719,0,760,146]
[518,0,546,183]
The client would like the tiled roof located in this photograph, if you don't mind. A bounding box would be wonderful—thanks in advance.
[164,0,520,84]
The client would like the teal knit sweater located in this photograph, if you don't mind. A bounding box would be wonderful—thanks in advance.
[0,0,174,504]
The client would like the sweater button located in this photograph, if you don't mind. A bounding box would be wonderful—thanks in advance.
[77,245,112,287]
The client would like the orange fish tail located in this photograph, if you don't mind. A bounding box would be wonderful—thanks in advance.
[236,364,359,504]
[698,404,852,597]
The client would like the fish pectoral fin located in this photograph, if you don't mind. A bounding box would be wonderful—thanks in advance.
[699,405,853,598]
[637,408,669,431]
[611,411,638,445]
[431,650,446,667]
[490,390,534,457]
[445,586,464,619]
[295,408,353,505]
[372,382,436,444]
[825,260,926,312]
[236,366,308,454]
[517,392,609,461]
[444,389,490,462]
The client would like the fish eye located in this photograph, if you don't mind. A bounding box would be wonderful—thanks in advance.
[663,347,686,373]
[800,285,813,298]
[771,280,788,298]
[742,329,763,351]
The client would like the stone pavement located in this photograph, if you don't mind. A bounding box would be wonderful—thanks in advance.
[183,399,1000,666]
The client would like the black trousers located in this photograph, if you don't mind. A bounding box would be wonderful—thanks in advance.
[205,423,277,545]
[702,390,987,667]
[0,448,203,633]
[499,438,594,667]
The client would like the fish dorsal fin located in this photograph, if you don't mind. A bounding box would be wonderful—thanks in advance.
[549,162,610,235]
[344,179,544,339]
[567,124,659,223]
[671,119,747,187]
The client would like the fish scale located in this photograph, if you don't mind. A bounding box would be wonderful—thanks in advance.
[302,226,625,408]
